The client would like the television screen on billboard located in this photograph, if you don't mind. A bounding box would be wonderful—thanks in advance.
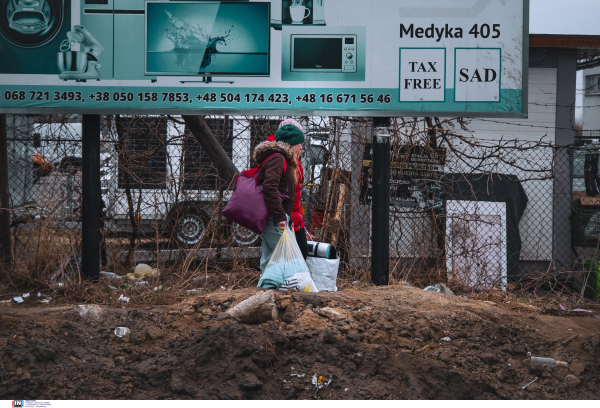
[146,2,270,76]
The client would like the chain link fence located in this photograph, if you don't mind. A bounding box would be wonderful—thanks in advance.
[2,114,598,297]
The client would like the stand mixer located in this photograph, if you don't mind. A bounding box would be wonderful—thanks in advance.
[57,25,103,81]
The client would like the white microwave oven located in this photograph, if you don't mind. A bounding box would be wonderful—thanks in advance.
[282,26,366,82]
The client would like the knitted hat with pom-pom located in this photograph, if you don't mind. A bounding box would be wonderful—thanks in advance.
[275,123,305,146]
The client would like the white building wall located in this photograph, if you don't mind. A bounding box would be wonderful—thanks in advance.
[582,66,600,131]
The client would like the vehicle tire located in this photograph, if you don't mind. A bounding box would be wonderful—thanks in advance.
[173,207,207,247]
[228,222,261,247]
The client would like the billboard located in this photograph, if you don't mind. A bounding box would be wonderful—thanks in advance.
[0,0,528,116]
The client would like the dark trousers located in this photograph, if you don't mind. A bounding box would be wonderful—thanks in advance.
[295,228,309,260]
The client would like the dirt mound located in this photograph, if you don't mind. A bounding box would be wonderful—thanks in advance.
[1,286,600,399]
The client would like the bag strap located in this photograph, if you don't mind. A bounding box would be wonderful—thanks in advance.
[258,153,287,175]
[233,153,287,189]
[254,153,287,180]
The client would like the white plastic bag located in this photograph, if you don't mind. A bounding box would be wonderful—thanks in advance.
[306,256,340,292]
[258,229,318,292]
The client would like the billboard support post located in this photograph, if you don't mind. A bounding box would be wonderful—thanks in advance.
[0,114,11,266]
[371,117,391,286]
[81,115,101,281]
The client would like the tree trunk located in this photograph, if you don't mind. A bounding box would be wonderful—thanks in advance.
[181,115,239,184]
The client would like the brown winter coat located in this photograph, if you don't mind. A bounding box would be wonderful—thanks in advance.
[253,141,298,225]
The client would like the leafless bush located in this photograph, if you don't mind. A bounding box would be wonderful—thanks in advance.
[1,114,598,303]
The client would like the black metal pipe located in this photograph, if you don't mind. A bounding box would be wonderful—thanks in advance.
[371,117,391,286]
[81,115,101,280]
[0,114,11,265]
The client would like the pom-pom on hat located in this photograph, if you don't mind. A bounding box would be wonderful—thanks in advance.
[275,123,305,146]
[278,118,304,133]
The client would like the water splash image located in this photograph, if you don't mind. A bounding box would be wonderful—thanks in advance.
[163,10,232,71]
[201,34,230,69]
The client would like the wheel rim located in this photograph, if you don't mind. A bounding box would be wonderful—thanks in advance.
[232,224,260,246]
[176,213,206,246]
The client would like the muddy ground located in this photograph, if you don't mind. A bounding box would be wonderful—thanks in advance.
[1,285,600,400]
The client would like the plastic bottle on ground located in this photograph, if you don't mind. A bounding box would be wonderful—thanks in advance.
[530,356,568,368]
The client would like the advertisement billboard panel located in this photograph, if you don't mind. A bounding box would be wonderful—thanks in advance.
[0,0,528,116]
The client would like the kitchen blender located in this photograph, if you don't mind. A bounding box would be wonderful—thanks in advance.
[57,25,104,81]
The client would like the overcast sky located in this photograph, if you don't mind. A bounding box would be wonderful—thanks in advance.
[529,0,600,123]
[530,0,600,35]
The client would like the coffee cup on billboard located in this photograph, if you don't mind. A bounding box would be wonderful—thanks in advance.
[290,5,310,24]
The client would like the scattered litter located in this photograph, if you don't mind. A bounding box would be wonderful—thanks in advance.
[344,388,348,392]
[504,301,510,304]
[114,327,129,337]
[558,304,594,314]
[126,264,157,280]
[290,373,306,378]
[529,305,535,308]
[312,374,332,399]
[118,294,129,303]
[530,356,568,368]
[220,286,226,290]
[37,293,41,297]
[568,329,572,331]
[154,285,163,291]
[13,296,23,304]
[441,337,451,342]
[77,305,103,320]
[40,298,51,304]
[0,299,12,304]
[107,285,117,291]
[401,281,412,287]
[135,281,149,286]
[356,353,362,358]
[508,363,512,367]
[99,271,122,280]
[120,283,133,290]
[22,293,30,298]
[424,283,455,295]
[192,275,210,282]
[522,377,538,390]
[352,281,361,285]
[187,289,199,294]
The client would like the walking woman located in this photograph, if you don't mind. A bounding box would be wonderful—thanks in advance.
[255,121,305,272]
[279,120,310,260]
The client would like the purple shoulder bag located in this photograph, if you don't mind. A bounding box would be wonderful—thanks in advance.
[222,154,288,235]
